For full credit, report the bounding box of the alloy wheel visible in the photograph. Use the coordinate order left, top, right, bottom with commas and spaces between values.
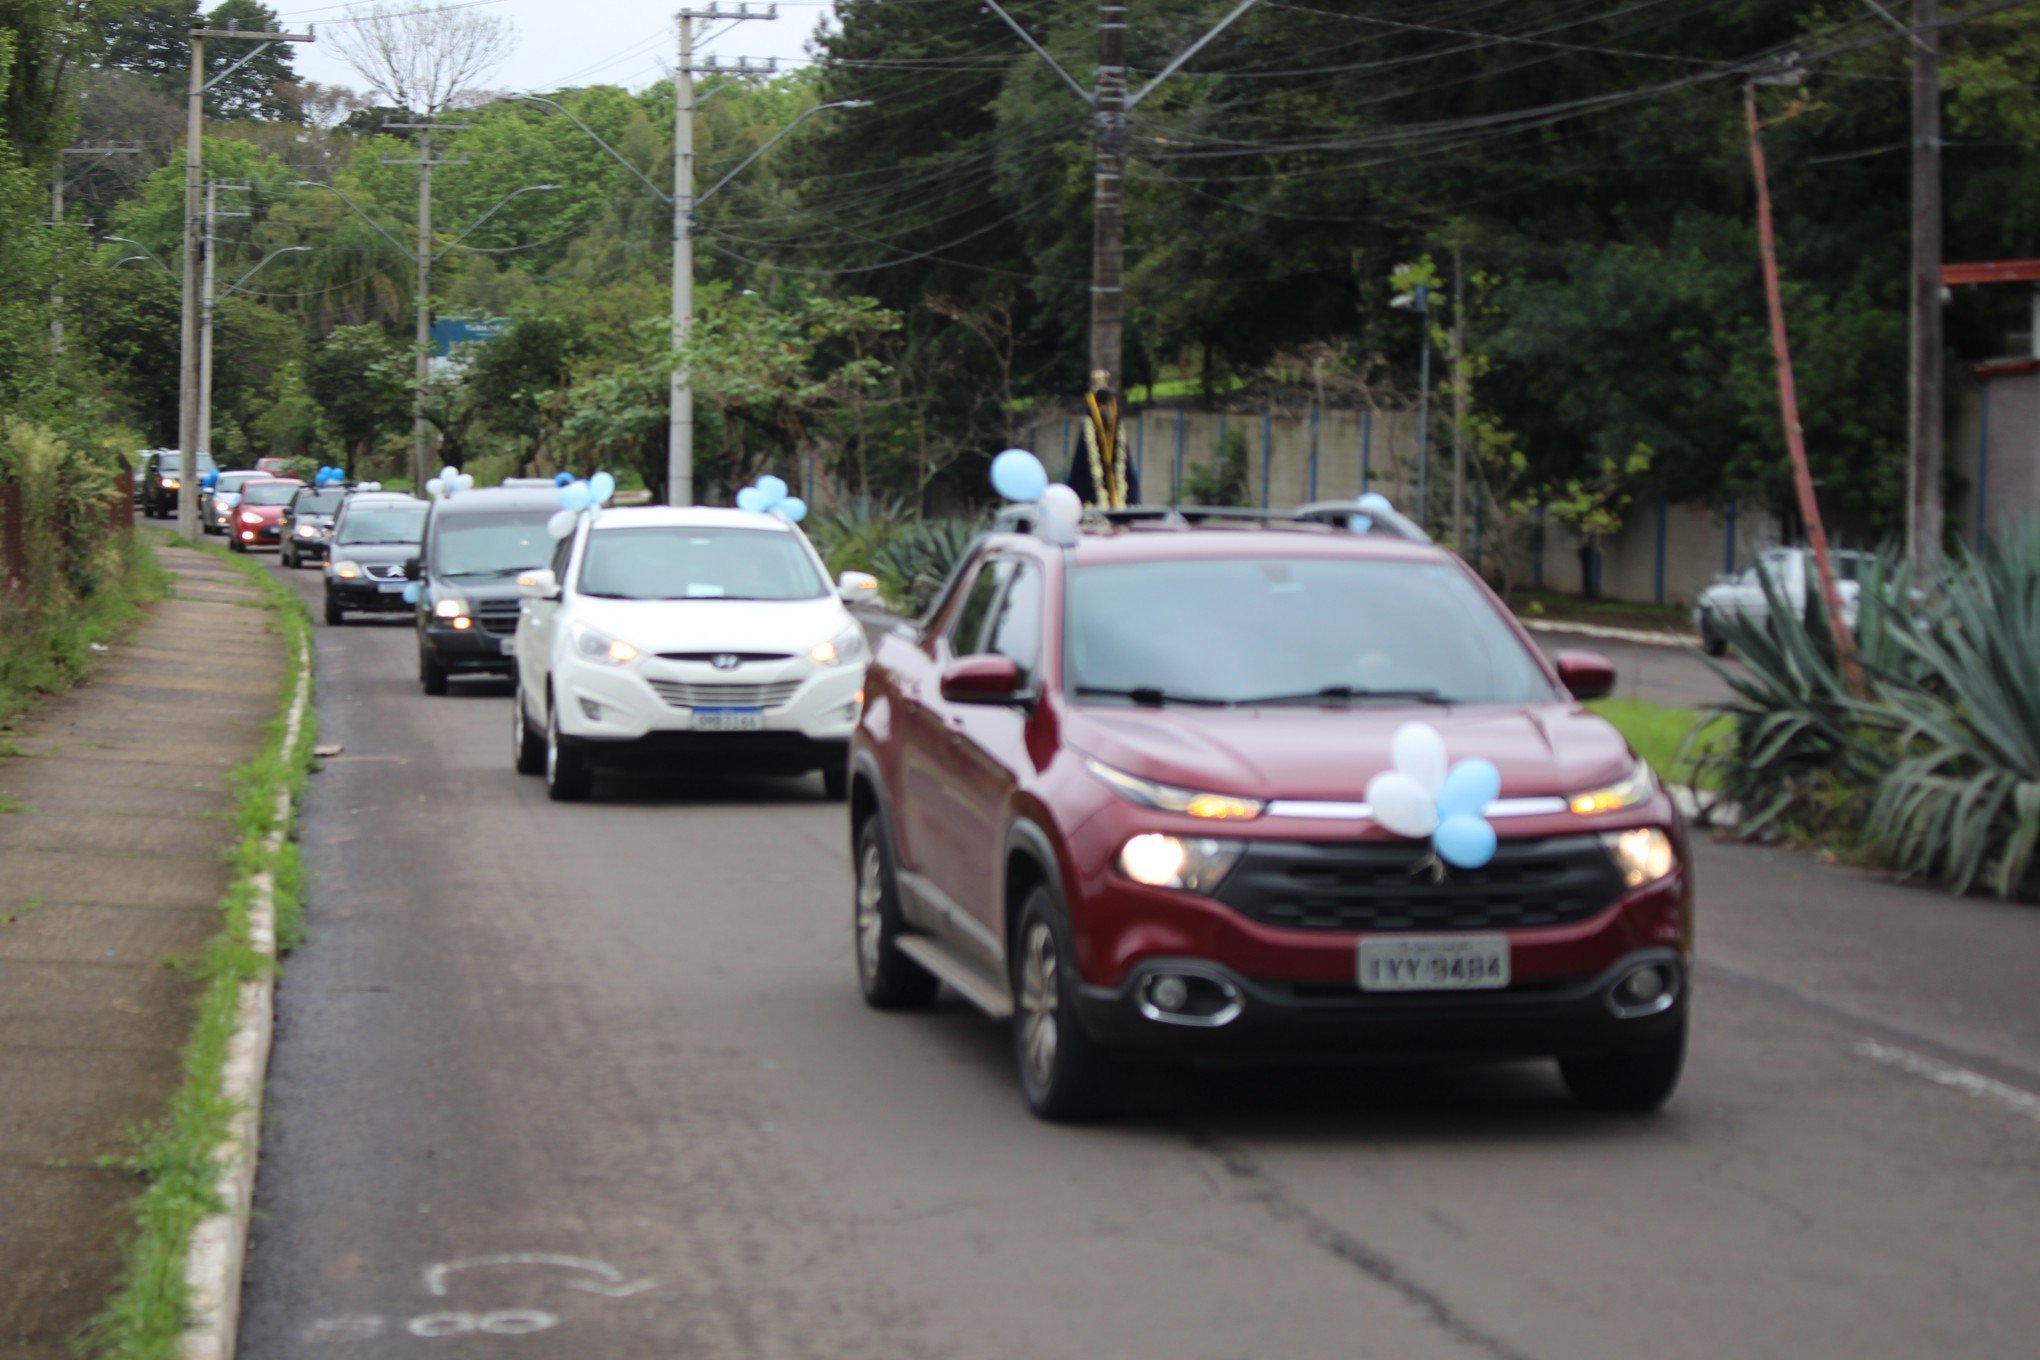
855, 841, 884, 981
1019, 921, 1060, 1091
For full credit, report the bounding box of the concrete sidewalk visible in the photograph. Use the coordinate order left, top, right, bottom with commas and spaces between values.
0, 541, 284, 1359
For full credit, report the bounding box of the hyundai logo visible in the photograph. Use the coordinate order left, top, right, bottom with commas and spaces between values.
711, 654, 741, 671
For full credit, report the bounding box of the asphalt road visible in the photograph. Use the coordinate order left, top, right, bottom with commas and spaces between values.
240, 554, 2038, 1360
1526, 627, 1734, 710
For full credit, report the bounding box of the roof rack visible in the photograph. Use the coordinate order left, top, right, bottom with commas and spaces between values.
992, 500, 1431, 546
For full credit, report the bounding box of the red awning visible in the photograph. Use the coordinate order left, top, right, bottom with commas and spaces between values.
1943, 260, 2040, 286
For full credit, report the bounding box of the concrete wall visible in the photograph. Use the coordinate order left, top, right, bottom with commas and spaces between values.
1020, 404, 1786, 607
1951, 363, 2040, 553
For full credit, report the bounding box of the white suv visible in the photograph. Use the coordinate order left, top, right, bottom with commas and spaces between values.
510, 506, 877, 802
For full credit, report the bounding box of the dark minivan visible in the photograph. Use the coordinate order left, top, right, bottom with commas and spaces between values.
323, 492, 428, 625
411, 484, 560, 693
138, 449, 219, 518
281, 484, 347, 568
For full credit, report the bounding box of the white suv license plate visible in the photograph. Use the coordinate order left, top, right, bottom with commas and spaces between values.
1358, 935, 1510, 992
692, 707, 764, 732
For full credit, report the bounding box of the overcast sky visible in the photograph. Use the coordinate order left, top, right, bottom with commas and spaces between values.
278, 1, 836, 99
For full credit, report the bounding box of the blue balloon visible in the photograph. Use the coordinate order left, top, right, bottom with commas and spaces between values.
1357, 491, 1395, 517
736, 486, 765, 513
401, 582, 420, 605
559, 481, 592, 510
756, 475, 788, 506
991, 448, 1049, 503
554, 471, 573, 486
1436, 758, 1502, 818
1347, 514, 1373, 535
588, 470, 616, 504
779, 496, 807, 523
1434, 812, 1498, 870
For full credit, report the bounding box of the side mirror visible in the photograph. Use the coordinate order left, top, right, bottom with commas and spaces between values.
838, 569, 880, 603
517, 568, 560, 601
403, 557, 422, 579
940, 654, 1022, 704
1555, 649, 1616, 701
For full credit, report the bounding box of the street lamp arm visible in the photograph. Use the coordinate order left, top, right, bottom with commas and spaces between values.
103, 235, 174, 276
517, 95, 672, 205
982, 0, 1093, 107
695, 100, 870, 208
1125, 0, 1266, 109
289, 179, 417, 262
434, 183, 562, 261
226, 245, 312, 294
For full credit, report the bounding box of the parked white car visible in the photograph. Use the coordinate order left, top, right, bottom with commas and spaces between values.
1692, 546, 1875, 655
510, 506, 879, 802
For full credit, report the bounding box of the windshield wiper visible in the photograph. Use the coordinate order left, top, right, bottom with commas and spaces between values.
1235, 685, 1448, 706
1074, 685, 1233, 707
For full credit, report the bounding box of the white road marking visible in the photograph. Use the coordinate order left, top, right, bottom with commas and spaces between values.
422, 1252, 656, 1299
1854, 1040, 2040, 1124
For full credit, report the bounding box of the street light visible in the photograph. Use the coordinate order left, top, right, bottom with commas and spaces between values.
1390, 280, 1431, 528
199, 246, 313, 462
696, 99, 871, 206
105, 235, 174, 275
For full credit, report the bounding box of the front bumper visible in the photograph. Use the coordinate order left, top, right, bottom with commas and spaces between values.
1075, 948, 1686, 1062
552, 652, 865, 764
326, 578, 411, 613
423, 620, 517, 673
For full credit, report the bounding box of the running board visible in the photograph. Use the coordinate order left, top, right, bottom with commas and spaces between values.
897, 935, 1013, 1019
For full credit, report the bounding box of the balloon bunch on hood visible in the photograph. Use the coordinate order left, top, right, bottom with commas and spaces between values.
200, 469, 220, 490
1364, 721, 1503, 870
425, 464, 474, 499
313, 465, 346, 487
547, 470, 616, 539
989, 448, 1082, 544
735, 475, 807, 523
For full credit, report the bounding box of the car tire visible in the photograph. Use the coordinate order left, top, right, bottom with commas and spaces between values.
1699, 615, 1728, 658
544, 696, 593, 802
1559, 1015, 1686, 1113
419, 647, 449, 696
229, 535, 245, 552
324, 595, 344, 626
1013, 888, 1119, 1122
511, 689, 545, 776
853, 813, 939, 1011
822, 761, 849, 801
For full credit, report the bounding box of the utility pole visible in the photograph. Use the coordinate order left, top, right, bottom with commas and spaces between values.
180, 21, 312, 540
52, 142, 140, 352
1907, 0, 1944, 571
198, 180, 253, 466
1451, 247, 1468, 550
1414, 286, 1431, 527
670, 4, 777, 507
983, 0, 1263, 505
383, 121, 469, 490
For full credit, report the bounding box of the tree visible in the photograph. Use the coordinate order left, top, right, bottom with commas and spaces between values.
98, 0, 304, 121
326, 1, 512, 116
304, 323, 408, 471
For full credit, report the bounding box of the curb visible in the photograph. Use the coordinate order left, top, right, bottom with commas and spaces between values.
1522, 618, 1700, 650
178, 618, 311, 1360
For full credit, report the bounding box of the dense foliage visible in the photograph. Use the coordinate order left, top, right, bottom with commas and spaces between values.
4, 1, 2039, 529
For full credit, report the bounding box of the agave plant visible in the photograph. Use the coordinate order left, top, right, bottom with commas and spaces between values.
1866, 534, 2040, 898
872, 517, 982, 616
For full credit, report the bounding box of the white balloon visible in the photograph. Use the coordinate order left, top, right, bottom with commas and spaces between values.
1391, 720, 1449, 797
425, 478, 444, 497
456, 473, 475, 493
547, 508, 577, 539
1040, 483, 1083, 526
439, 464, 458, 484
1366, 771, 1439, 838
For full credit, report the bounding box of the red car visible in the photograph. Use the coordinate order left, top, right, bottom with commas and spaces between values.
848, 505, 1692, 1121
229, 477, 304, 551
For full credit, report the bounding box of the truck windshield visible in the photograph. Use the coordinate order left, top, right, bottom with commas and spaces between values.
336, 506, 427, 545
1065, 557, 1557, 707
433, 512, 555, 579
577, 526, 825, 601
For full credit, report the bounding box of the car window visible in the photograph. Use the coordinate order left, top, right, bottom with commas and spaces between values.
241, 482, 300, 507
292, 489, 343, 514
335, 504, 427, 545
576, 525, 826, 601
984, 561, 1042, 688
431, 512, 556, 579
946, 560, 1007, 655
1065, 557, 1558, 706
550, 527, 575, 582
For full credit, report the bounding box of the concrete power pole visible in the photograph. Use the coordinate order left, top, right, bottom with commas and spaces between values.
670, 4, 776, 508
1907, 0, 1944, 571
1088, 3, 1127, 395
197, 181, 252, 468
180, 22, 312, 540
382, 121, 468, 489
1451, 246, 1468, 551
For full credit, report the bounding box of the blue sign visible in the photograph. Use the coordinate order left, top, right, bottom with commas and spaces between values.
430, 317, 507, 357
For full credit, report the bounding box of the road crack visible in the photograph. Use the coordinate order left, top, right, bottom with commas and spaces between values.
1184, 1130, 1542, 1360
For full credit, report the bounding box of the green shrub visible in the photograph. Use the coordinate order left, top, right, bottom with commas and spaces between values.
871, 517, 980, 616
1179, 426, 1250, 506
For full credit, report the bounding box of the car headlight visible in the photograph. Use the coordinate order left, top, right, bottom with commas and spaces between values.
239, 511, 261, 525
161, 477, 179, 489
570, 619, 639, 665
1569, 763, 1654, 816
331, 559, 362, 580
1117, 834, 1244, 893
296, 524, 319, 537
1602, 827, 1677, 889
1084, 757, 1264, 821
808, 624, 869, 667
432, 597, 469, 620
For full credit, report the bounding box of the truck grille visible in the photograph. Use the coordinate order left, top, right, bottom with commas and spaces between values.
473, 601, 519, 636
1214, 835, 1625, 933
647, 679, 803, 710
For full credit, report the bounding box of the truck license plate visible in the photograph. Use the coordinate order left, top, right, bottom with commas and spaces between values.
1358, 935, 1510, 992
692, 707, 763, 732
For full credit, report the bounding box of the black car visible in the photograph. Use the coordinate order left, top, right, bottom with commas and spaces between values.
138, 449, 218, 518
411, 485, 559, 694
323, 492, 428, 625
281, 485, 347, 568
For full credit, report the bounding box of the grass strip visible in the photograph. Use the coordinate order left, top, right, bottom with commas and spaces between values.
84, 540, 315, 1360
0, 533, 172, 730
1589, 696, 1724, 792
